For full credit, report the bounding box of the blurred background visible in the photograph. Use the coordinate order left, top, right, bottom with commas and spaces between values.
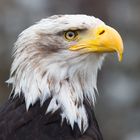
0, 0, 140, 139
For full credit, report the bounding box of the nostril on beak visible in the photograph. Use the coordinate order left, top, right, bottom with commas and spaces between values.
99, 30, 105, 35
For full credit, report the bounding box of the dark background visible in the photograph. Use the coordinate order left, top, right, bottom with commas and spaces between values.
0, 0, 140, 139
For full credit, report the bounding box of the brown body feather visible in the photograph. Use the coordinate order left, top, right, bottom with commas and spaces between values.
0, 97, 103, 140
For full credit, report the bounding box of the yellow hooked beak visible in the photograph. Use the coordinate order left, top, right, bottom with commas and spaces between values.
69, 25, 124, 61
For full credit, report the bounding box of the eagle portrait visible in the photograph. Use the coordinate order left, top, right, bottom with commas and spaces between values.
0, 15, 123, 140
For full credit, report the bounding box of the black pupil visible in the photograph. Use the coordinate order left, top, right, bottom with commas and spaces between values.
68, 32, 74, 38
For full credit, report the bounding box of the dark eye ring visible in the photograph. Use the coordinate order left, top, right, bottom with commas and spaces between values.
64, 30, 78, 41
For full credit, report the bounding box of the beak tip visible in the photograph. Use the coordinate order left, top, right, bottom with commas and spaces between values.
118, 53, 123, 62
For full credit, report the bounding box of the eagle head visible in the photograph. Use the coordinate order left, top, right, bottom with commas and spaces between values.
7, 15, 123, 132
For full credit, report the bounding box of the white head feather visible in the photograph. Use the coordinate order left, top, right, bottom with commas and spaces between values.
7, 15, 105, 132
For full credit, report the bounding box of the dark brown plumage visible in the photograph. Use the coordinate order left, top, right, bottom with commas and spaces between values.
0, 97, 103, 140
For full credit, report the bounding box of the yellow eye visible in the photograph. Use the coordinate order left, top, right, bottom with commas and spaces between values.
64, 30, 78, 41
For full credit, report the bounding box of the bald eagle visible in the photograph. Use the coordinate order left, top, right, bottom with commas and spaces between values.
0, 15, 123, 140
